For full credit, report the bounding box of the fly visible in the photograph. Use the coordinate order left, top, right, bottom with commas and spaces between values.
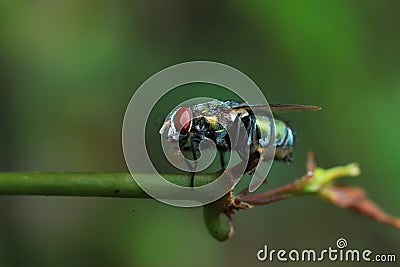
159, 99, 321, 187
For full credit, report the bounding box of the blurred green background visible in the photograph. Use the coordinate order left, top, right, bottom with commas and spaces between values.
0, 0, 399, 266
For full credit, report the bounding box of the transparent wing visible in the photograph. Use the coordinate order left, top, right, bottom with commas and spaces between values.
232, 103, 322, 112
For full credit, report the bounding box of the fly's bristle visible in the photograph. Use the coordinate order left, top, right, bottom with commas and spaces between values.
159, 120, 171, 134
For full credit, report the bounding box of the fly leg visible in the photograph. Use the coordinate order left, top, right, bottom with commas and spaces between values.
219, 151, 226, 170
224, 113, 250, 186
190, 139, 199, 188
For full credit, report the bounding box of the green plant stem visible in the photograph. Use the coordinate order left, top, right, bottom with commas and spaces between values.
0, 172, 218, 199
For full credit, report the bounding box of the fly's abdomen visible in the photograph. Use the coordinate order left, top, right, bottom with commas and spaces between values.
273, 119, 294, 162
256, 116, 294, 162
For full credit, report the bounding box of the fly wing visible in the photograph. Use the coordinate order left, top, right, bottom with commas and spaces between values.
232, 103, 321, 112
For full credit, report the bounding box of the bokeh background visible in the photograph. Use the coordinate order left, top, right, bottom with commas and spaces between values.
1, 1, 399, 266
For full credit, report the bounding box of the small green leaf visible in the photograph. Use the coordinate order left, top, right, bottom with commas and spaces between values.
203, 193, 234, 242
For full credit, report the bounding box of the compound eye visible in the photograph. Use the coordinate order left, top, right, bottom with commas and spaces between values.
174, 106, 192, 133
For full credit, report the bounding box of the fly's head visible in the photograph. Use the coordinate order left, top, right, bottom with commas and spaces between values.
159, 106, 193, 145
160, 102, 232, 154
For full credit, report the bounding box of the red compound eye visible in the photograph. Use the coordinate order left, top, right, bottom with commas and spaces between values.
174, 106, 191, 133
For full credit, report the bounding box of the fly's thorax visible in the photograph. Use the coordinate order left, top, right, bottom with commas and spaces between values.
191, 116, 231, 151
